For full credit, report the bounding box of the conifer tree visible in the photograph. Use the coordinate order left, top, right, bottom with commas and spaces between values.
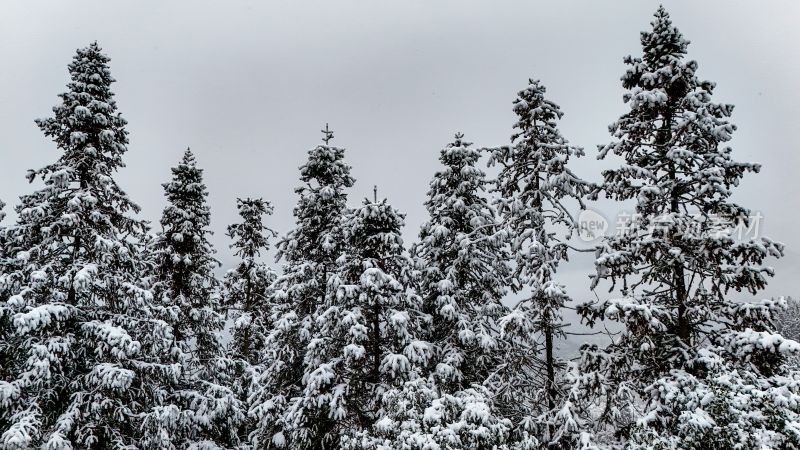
412, 132, 509, 391
0, 43, 164, 449
221, 197, 277, 445
576, 7, 798, 448
293, 196, 430, 449
0, 198, 12, 424
0, 197, 6, 274
250, 126, 355, 449
141, 149, 243, 449
150, 148, 223, 364
341, 378, 517, 450
488, 79, 592, 449
340, 144, 516, 450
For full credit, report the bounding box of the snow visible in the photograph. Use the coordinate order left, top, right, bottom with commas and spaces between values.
1, 10, 798, 450
87, 363, 135, 391
13, 304, 74, 334
0, 411, 39, 450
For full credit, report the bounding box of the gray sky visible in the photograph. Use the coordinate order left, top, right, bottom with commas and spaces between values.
1, 1, 798, 320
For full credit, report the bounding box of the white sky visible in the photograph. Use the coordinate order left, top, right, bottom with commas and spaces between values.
1, 1, 798, 338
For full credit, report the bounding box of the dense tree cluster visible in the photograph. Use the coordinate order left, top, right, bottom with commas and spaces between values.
1, 7, 797, 450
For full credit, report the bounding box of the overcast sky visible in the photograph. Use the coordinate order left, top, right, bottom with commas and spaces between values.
1, 1, 798, 324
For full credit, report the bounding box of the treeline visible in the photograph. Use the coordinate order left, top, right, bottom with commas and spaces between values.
1, 7, 798, 450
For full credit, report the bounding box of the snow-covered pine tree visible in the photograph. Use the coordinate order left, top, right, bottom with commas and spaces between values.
150, 148, 223, 364
576, 7, 798, 448
250, 126, 355, 449
0, 43, 165, 449
340, 150, 515, 450
0, 198, 11, 419
488, 79, 592, 449
0, 197, 6, 274
340, 378, 517, 450
293, 196, 430, 449
221, 197, 277, 445
141, 149, 243, 449
0, 199, 6, 265
411, 132, 510, 393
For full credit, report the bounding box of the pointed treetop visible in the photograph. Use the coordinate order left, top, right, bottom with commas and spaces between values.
641, 5, 689, 62
373, 185, 378, 203
68, 42, 115, 87
182, 147, 197, 165
237, 196, 272, 217
351, 196, 406, 235
438, 132, 477, 169
228, 197, 276, 259
322, 123, 334, 144
34, 40, 132, 183
162, 147, 209, 203
511, 79, 569, 145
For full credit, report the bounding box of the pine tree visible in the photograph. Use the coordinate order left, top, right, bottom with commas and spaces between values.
0, 198, 12, 420
340, 378, 517, 450
412, 132, 509, 391
221, 197, 277, 445
141, 149, 243, 449
250, 126, 355, 449
488, 79, 592, 449
0, 43, 164, 449
576, 7, 798, 448
294, 196, 430, 449
150, 149, 223, 364
0, 197, 6, 276
340, 147, 514, 450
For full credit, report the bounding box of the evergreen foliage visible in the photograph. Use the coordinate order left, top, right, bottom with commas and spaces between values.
141, 149, 243, 450
250, 127, 355, 449
290, 197, 428, 448
222, 197, 278, 446
412, 133, 510, 392
575, 7, 798, 448
150, 149, 223, 364
341, 378, 518, 450
0, 43, 160, 450
1, 10, 798, 449
488, 78, 592, 449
